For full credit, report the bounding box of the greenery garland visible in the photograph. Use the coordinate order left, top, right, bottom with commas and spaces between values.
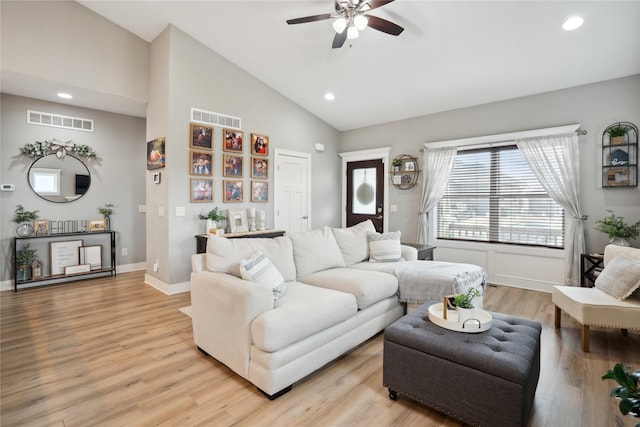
20, 139, 97, 159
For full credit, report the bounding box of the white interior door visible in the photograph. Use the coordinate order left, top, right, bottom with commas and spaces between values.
274, 149, 310, 233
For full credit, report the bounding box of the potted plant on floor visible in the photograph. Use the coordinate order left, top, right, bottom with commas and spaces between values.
12, 205, 39, 237
594, 213, 640, 246
199, 207, 226, 234
15, 244, 38, 282
602, 363, 640, 427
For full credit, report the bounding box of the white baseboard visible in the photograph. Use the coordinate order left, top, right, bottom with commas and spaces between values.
144, 273, 190, 295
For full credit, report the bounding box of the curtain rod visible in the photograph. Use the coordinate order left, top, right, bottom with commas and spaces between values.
419, 126, 587, 152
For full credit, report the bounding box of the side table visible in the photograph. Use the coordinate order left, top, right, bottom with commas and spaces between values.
580, 253, 604, 288
401, 243, 435, 261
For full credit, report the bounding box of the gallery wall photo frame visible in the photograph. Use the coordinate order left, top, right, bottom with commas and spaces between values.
190, 150, 213, 176
251, 181, 268, 202
50, 239, 83, 276
190, 123, 213, 150
190, 178, 214, 202
223, 128, 244, 153
223, 180, 243, 203
251, 157, 268, 179
223, 154, 243, 177
227, 208, 248, 232
147, 137, 166, 170
251, 133, 269, 156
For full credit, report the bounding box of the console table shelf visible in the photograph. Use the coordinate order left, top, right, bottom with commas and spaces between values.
13, 231, 116, 291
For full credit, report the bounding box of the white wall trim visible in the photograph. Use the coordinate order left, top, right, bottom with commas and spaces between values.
424, 124, 581, 149
144, 273, 190, 295
338, 147, 391, 230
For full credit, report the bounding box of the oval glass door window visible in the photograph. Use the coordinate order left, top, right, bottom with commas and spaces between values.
352, 167, 376, 214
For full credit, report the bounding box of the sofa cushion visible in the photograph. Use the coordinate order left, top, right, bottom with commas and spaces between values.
206, 235, 296, 281
368, 231, 402, 262
251, 282, 357, 352
332, 220, 377, 266
595, 256, 640, 300
300, 268, 398, 309
288, 227, 345, 278
240, 251, 287, 300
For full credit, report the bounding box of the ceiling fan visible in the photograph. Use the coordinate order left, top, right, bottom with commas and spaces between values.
286, 0, 404, 49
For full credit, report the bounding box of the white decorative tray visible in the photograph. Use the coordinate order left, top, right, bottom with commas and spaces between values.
428, 303, 492, 333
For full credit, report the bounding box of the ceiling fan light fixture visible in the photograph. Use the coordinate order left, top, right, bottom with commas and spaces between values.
333, 17, 347, 33
347, 25, 359, 39
354, 14, 368, 31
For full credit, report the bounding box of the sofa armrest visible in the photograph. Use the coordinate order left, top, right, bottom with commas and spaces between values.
190, 271, 274, 379
192, 253, 206, 273
604, 244, 640, 266
401, 245, 418, 261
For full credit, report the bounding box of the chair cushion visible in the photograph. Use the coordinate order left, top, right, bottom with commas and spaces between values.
300, 267, 399, 309
595, 256, 640, 300
368, 231, 402, 263
332, 220, 376, 266
288, 227, 346, 278
552, 285, 640, 329
240, 250, 286, 300
251, 282, 357, 352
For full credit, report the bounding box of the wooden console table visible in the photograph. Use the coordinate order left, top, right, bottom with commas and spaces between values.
195, 230, 286, 254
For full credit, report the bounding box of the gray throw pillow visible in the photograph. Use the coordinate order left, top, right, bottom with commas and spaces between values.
595, 255, 640, 300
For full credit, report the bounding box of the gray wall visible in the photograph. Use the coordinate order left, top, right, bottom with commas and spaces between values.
0, 94, 147, 283
145, 26, 341, 290
340, 75, 640, 253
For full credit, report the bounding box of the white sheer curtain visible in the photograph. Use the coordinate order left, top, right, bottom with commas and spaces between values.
417, 146, 457, 245
516, 132, 585, 286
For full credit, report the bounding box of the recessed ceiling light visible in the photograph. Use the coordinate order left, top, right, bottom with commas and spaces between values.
57, 92, 73, 99
563, 16, 584, 31
324, 93, 335, 101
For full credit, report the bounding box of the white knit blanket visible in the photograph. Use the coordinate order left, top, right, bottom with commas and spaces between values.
351, 260, 487, 305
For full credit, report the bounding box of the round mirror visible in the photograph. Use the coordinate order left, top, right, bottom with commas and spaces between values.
28, 154, 91, 203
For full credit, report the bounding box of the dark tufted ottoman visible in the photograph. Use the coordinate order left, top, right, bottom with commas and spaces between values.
383, 301, 541, 427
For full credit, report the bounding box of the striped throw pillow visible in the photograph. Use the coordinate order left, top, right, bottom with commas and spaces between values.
240, 251, 286, 300
367, 231, 402, 263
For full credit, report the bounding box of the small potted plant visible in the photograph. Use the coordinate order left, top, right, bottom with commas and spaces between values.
12, 204, 39, 237
452, 287, 482, 323
606, 124, 631, 146
602, 363, 640, 426
98, 203, 114, 230
15, 244, 38, 282
391, 158, 402, 172
199, 207, 226, 234
594, 213, 640, 246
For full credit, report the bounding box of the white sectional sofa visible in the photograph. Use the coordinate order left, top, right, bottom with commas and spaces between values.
190, 220, 485, 398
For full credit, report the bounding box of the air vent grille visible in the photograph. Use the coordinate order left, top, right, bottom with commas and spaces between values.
27, 110, 94, 132
191, 108, 241, 130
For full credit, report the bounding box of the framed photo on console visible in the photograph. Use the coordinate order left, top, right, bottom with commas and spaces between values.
227, 208, 248, 233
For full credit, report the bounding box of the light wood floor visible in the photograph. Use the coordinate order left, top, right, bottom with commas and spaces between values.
2, 271, 639, 427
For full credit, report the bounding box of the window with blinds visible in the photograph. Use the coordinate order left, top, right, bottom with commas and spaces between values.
437, 145, 564, 248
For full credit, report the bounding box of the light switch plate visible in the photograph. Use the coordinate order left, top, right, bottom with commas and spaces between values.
176, 207, 186, 217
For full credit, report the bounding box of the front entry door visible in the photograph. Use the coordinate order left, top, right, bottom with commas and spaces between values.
346, 159, 384, 232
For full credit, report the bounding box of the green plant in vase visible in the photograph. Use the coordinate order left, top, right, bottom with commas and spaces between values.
391, 158, 402, 172
452, 287, 482, 309
15, 244, 38, 282
12, 205, 39, 237
199, 207, 226, 234
98, 204, 114, 230
594, 213, 640, 246
602, 363, 640, 426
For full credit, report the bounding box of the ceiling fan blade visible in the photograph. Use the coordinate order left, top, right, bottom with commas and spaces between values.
286, 13, 332, 25
365, 14, 404, 36
332, 31, 348, 49
359, 0, 395, 11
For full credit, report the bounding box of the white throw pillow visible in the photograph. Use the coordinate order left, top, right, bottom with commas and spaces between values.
332, 220, 377, 266
240, 251, 286, 300
288, 227, 346, 277
595, 255, 640, 300
368, 231, 402, 263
